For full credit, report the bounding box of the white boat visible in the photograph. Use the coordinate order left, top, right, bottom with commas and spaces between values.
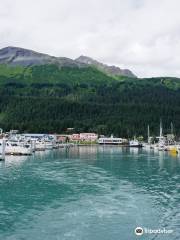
5, 141, 32, 155
35, 140, 46, 151
44, 141, 54, 150
98, 135, 127, 145
0, 139, 6, 160
129, 139, 142, 148
30, 140, 36, 152
158, 143, 165, 151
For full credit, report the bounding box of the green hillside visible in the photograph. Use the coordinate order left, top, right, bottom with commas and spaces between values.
0, 64, 179, 138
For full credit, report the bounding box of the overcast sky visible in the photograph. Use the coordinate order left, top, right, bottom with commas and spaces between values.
0, 0, 180, 77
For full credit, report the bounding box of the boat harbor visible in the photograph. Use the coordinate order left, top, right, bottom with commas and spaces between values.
0, 131, 75, 160
1, 121, 180, 161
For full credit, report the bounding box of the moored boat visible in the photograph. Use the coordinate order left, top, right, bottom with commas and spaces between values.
129, 139, 143, 148
35, 140, 46, 151
44, 141, 54, 150
5, 141, 32, 155
98, 135, 127, 145
0, 139, 6, 160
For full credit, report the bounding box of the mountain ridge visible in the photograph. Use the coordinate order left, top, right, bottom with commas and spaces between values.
0, 46, 136, 78
0, 46, 86, 68
76, 55, 136, 78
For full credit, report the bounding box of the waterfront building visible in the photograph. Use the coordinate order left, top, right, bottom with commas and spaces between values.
79, 133, 98, 141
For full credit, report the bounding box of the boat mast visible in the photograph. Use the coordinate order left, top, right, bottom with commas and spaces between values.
171, 122, 173, 135
147, 125, 150, 144
160, 119, 163, 138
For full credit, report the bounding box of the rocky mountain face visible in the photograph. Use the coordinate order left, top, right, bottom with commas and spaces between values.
0, 46, 136, 77
75, 55, 136, 78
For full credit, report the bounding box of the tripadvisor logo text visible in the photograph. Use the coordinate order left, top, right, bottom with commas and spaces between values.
135, 227, 173, 236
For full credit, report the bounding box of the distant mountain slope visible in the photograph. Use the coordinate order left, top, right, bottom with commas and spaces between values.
0, 46, 136, 77
0, 46, 85, 68
76, 55, 136, 78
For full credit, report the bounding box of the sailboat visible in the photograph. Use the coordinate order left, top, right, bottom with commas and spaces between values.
157, 120, 165, 151
165, 122, 179, 153
152, 120, 165, 151
143, 125, 153, 149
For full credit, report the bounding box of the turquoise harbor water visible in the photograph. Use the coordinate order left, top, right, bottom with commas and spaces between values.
0, 146, 180, 240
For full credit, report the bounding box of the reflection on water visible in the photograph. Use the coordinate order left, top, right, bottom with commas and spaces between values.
0, 146, 179, 240
4, 155, 29, 167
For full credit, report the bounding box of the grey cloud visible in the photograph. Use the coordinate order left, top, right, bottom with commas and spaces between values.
0, 0, 179, 77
